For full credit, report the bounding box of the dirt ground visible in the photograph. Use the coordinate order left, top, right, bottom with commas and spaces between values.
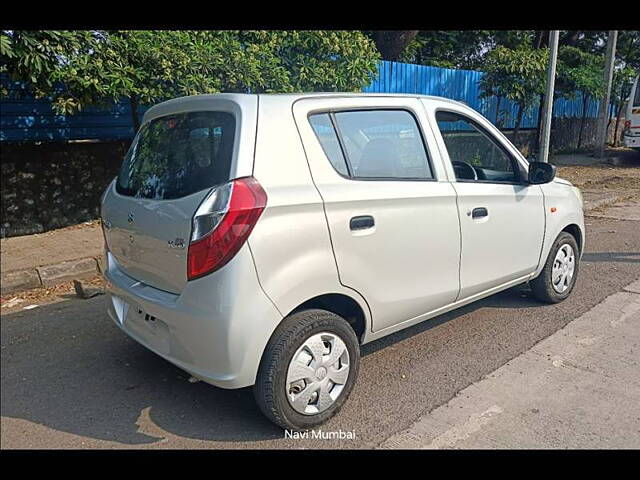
557, 165, 640, 193
553, 148, 640, 194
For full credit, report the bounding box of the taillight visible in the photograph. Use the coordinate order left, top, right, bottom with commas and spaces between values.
187, 176, 267, 280
624, 120, 631, 132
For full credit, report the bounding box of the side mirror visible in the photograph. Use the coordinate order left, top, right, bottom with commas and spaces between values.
528, 162, 556, 184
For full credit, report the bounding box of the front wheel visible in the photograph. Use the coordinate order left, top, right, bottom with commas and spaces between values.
254, 309, 360, 431
530, 231, 580, 303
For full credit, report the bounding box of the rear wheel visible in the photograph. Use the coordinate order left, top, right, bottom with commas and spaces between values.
530, 231, 580, 303
254, 309, 360, 430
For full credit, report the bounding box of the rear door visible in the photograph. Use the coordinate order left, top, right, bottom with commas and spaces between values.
102, 99, 255, 294
424, 100, 545, 299
293, 97, 461, 333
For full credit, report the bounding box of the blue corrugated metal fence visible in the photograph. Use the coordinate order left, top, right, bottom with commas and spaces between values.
0, 78, 150, 143
365, 61, 610, 129
1, 61, 613, 143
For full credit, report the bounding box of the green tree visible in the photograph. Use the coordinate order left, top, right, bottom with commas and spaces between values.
398, 31, 543, 70
556, 46, 605, 150
366, 31, 418, 61
479, 45, 548, 144
399, 31, 492, 69
609, 65, 637, 145
616, 30, 640, 71
0, 30, 99, 97
2, 30, 380, 132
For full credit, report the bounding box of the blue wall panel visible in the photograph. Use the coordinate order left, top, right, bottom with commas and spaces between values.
364, 61, 614, 130
1, 61, 614, 143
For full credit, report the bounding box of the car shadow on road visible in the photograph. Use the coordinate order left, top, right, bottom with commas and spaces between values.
361, 284, 544, 357
1, 296, 283, 446
1, 283, 549, 447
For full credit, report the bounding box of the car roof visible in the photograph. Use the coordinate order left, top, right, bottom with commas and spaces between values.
263, 92, 468, 106
142, 92, 469, 124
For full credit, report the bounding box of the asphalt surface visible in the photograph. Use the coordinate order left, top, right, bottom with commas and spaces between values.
2, 215, 639, 449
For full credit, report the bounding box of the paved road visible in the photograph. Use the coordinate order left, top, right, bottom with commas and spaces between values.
381, 281, 640, 449
2, 215, 639, 449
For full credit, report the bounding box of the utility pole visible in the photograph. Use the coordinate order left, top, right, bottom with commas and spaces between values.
539, 30, 560, 163
594, 30, 618, 159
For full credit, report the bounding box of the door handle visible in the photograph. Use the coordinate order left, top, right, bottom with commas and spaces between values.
471, 207, 488, 219
350, 215, 375, 231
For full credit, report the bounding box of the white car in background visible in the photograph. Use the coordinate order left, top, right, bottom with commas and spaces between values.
623, 75, 640, 151
101, 93, 585, 430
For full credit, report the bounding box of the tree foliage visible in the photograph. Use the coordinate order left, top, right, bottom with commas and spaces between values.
366, 31, 418, 62
479, 45, 548, 142
3, 29, 639, 147
556, 46, 605, 101
399, 31, 492, 69
2, 30, 380, 130
398, 31, 544, 70
555, 46, 605, 150
0, 30, 99, 97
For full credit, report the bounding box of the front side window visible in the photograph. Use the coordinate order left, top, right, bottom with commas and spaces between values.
116, 111, 236, 200
435, 111, 519, 184
308, 109, 434, 180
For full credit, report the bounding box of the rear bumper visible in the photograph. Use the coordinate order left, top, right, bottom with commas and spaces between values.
623, 134, 640, 148
104, 245, 282, 389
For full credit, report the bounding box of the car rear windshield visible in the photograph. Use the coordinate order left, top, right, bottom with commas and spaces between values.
116, 111, 236, 200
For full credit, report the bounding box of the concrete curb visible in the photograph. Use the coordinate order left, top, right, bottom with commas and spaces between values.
1, 256, 103, 296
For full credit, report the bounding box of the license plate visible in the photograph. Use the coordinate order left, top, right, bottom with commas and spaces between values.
125, 303, 170, 354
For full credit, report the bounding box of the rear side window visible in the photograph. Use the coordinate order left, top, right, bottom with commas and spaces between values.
308, 114, 349, 176
116, 111, 236, 200
308, 109, 434, 180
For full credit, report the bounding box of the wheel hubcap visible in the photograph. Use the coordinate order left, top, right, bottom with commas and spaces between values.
552, 244, 575, 294
286, 332, 350, 415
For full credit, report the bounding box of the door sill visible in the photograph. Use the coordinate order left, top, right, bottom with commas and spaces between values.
364, 273, 532, 344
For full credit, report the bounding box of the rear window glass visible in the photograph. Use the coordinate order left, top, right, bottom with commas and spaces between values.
634, 81, 640, 107
116, 111, 236, 200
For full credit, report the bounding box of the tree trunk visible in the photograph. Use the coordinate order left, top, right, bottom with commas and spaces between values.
614, 99, 624, 147
577, 94, 589, 150
606, 98, 615, 144
495, 96, 503, 128
372, 31, 419, 61
534, 31, 543, 49
512, 103, 524, 146
130, 95, 141, 133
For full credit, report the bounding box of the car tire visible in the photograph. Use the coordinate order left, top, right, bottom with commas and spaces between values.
530, 231, 580, 304
254, 309, 360, 431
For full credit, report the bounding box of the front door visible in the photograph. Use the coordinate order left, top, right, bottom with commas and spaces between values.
429, 106, 545, 299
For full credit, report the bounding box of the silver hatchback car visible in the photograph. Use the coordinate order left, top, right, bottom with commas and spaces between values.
101, 93, 585, 430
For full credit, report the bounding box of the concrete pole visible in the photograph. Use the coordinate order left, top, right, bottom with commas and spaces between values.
539, 30, 560, 163
594, 30, 618, 159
